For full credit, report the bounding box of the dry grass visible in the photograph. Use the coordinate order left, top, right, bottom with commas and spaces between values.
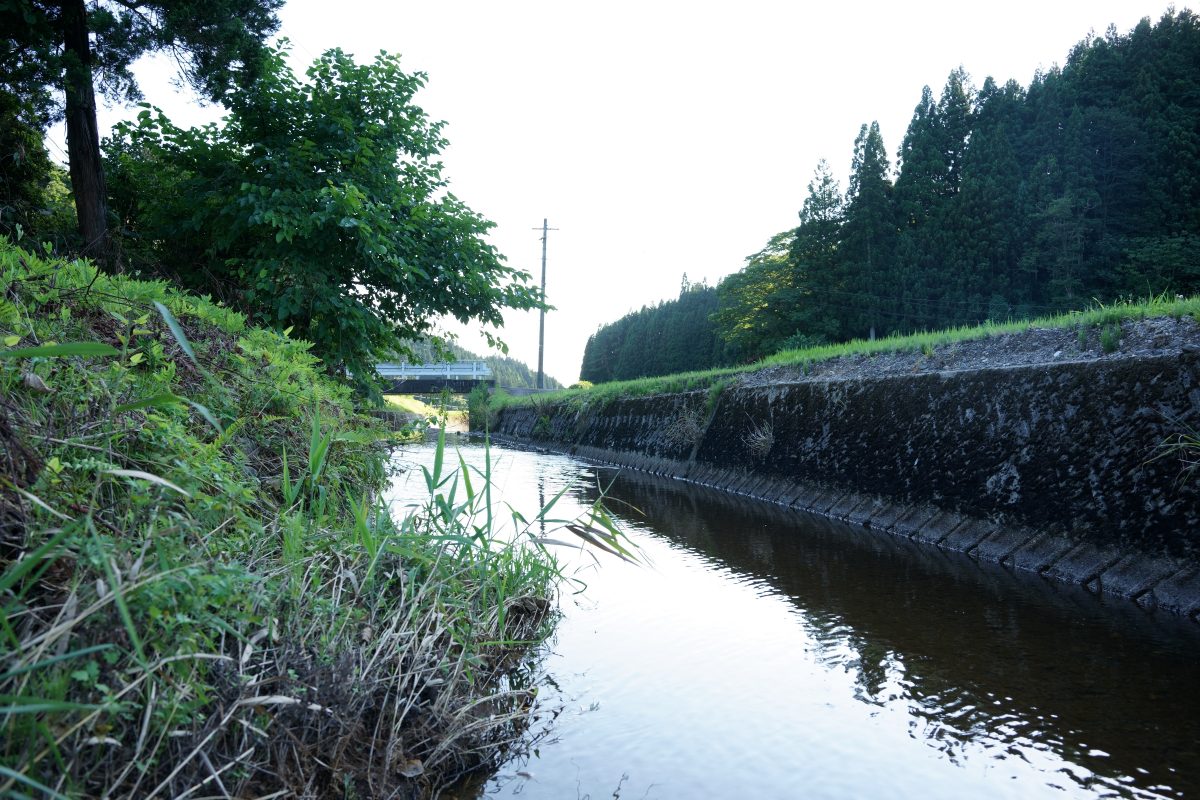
742, 419, 774, 461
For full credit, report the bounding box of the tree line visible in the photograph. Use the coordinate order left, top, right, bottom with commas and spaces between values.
582, 8, 1200, 379
579, 276, 733, 383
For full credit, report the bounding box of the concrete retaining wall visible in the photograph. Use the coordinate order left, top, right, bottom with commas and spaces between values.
493, 353, 1200, 620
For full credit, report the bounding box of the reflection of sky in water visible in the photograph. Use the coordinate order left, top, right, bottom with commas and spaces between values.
387, 440, 1200, 800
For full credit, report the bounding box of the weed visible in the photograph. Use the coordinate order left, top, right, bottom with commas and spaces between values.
0, 241, 626, 798
742, 418, 774, 461
662, 405, 706, 449
1100, 323, 1122, 353
1150, 416, 1200, 487
1078, 326, 1089, 348
705, 378, 730, 417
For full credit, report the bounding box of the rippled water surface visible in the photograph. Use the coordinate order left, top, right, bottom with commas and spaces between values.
387, 439, 1200, 799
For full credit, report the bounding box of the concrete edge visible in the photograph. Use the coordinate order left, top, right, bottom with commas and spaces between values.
490, 433, 1200, 623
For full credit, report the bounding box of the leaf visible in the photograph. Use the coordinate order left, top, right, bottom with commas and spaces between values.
105, 468, 191, 497
3, 335, 19, 346
0, 696, 100, 714
533, 537, 578, 548
14, 487, 72, 521
152, 300, 199, 369
185, 399, 224, 434
563, 523, 635, 563
112, 393, 222, 434
129, 352, 145, 365
22, 372, 52, 393
0, 342, 119, 360
0, 764, 72, 800
0, 644, 113, 682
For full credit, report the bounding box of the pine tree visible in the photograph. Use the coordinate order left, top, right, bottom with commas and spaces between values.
789, 159, 843, 341
840, 122, 896, 338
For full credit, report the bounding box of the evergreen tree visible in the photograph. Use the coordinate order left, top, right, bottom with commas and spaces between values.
840, 121, 896, 338
789, 160, 843, 342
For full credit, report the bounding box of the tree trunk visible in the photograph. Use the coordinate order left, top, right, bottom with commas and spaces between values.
61, 0, 110, 263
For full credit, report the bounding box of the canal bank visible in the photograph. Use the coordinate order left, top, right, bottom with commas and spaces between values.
492, 319, 1200, 620
389, 439, 1200, 799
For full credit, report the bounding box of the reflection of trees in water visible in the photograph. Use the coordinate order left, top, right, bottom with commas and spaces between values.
574, 468, 1200, 798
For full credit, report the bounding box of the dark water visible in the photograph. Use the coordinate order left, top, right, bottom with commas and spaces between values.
387, 439, 1200, 799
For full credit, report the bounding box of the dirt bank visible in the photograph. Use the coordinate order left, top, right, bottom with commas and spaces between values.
737, 315, 1200, 387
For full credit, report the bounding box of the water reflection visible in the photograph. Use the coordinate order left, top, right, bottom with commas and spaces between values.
578, 469, 1200, 799
389, 441, 1200, 799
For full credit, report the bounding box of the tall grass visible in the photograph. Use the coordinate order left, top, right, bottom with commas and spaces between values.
0, 241, 621, 797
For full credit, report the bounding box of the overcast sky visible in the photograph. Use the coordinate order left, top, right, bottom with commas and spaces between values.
71, 0, 1179, 385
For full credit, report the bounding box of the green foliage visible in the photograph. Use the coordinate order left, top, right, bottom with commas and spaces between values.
1152, 419, 1200, 487
106, 45, 543, 395
0, 0, 283, 121
467, 384, 491, 431
1100, 322, 1122, 353
1, 0, 284, 259
0, 91, 50, 236
0, 242, 592, 796
696, 11, 1200, 367
580, 279, 732, 383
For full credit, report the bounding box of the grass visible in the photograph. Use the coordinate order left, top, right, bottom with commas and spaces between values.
0, 240, 623, 797
493, 293, 1200, 412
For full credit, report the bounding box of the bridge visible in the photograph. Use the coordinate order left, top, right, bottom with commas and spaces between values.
375, 361, 496, 394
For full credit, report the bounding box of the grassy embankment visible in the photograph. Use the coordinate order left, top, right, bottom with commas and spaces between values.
0, 240, 600, 797
493, 294, 1200, 414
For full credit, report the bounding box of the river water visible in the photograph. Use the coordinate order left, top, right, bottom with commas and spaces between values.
386, 438, 1200, 800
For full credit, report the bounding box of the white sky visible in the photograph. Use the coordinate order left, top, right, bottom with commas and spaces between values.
64, 0, 1178, 385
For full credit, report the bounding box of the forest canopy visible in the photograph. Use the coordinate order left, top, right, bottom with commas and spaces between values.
581, 9, 1200, 378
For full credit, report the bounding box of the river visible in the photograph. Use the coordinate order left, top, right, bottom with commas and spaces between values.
387, 437, 1200, 799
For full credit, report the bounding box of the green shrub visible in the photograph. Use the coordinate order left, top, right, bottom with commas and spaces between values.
467, 384, 491, 431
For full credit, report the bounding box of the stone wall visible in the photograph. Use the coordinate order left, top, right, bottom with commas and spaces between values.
493, 353, 1200, 619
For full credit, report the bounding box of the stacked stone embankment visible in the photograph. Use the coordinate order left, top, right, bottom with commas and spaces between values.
494, 335, 1200, 620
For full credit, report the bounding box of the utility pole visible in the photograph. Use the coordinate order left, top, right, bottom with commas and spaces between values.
533, 218, 557, 389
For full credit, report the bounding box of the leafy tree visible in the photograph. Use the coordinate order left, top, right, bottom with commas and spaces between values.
712, 231, 798, 360
106, 46, 543, 393
0, 0, 283, 260
708, 11, 1200, 368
